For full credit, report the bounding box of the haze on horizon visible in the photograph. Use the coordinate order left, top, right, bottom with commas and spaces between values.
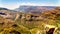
0, 0, 60, 10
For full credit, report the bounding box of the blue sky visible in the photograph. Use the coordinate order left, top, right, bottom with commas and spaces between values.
0, 0, 60, 9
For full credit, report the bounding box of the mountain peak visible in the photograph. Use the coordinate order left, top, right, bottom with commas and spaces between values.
15, 5, 56, 13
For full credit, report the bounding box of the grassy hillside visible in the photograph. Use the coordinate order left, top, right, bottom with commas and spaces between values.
0, 7, 60, 34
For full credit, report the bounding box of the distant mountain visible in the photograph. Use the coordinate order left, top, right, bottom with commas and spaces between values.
15, 5, 56, 14
0, 7, 8, 10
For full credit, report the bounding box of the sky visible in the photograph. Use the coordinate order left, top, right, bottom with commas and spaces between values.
0, 0, 60, 10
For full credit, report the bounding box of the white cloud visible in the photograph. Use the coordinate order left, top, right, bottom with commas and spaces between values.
1, 4, 19, 10
19, 2, 60, 6
0, 0, 20, 10
0, 2, 60, 10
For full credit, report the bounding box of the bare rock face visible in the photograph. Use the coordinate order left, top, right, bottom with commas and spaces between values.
46, 28, 55, 34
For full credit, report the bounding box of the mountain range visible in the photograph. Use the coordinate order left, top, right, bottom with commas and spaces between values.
0, 7, 9, 10
0, 5, 56, 13
15, 5, 56, 13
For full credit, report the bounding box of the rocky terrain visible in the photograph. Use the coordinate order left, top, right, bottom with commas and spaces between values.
0, 6, 60, 34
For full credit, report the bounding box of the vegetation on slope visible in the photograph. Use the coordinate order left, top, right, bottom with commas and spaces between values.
0, 7, 60, 34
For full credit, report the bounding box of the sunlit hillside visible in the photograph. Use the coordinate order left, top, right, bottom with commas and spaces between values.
0, 7, 60, 34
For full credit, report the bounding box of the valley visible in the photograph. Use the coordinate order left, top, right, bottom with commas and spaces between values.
0, 6, 60, 34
